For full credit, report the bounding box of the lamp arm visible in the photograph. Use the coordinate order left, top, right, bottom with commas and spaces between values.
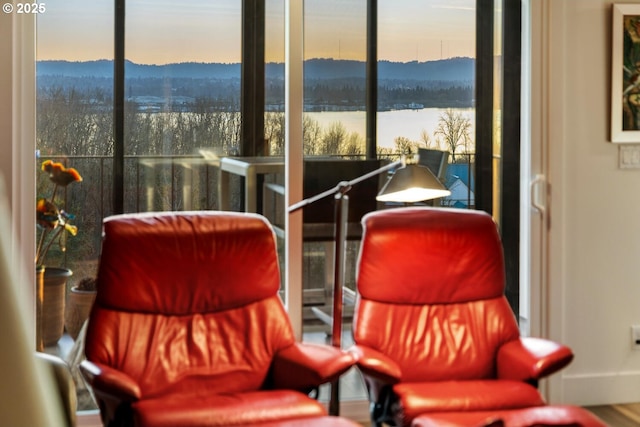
287, 158, 404, 213
343, 158, 403, 188
287, 182, 346, 213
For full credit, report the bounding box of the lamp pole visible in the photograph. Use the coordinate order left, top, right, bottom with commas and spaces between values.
329, 187, 348, 415
288, 158, 403, 416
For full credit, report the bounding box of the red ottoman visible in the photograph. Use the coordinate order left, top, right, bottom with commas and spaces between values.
235, 416, 362, 426
411, 405, 607, 427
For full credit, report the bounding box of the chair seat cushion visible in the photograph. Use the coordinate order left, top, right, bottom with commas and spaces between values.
393, 380, 546, 425
235, 416, 362, 426
411, 405, 608, 427
133, 390, 327, 427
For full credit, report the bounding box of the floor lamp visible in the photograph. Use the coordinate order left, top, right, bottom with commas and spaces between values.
287, 154, 451, 415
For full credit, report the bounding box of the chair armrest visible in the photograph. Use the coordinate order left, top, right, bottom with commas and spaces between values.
348, 344, 402, 384
270, 342, 355, 392
79, 360, 141, 402
497, 337, 574, 381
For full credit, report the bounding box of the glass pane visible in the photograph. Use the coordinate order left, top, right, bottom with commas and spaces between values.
301, 0, 368, 403
35, 0, 114, 412
304, 0, 367, 158
266, 0, 285, 156
124, 1, 241, 213
379, 0, 476, 209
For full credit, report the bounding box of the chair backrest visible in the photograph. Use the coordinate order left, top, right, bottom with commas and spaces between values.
85, 211, 295, 397
353, 207, 520, 381
417, 148, 449, 181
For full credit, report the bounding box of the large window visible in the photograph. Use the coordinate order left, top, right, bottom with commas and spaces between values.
123, 1, 241, 213
36, 0, 114, 293
35, 0, 517, 415
378, 0, 476, 207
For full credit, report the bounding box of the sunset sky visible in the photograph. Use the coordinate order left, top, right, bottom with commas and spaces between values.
36, 0, 475, 64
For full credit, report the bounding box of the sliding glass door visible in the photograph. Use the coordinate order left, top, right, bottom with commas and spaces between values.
34, 0, 519, 415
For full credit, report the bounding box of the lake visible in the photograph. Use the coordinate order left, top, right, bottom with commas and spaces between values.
306, 107, 475, 150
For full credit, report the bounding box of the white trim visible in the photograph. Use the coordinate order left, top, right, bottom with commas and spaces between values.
529, 0, 566, 402
0, 0, 37, 350
562, 371, 640, 406
285, 0, 304, 340
520, 0, 532, 337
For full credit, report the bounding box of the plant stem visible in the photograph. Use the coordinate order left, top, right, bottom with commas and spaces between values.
35, 228, 49, 265
37, 226, 64, 267
50, 184, 59, 203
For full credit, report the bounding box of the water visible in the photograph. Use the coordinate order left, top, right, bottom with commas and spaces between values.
306, 107, 475, 150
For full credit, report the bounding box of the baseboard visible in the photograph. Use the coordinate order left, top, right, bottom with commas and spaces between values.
562, 371, 640, 406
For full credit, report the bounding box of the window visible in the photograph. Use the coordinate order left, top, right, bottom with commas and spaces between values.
34, 0, 517, 415
123, 1, 241, 213
36, 0, 114, 301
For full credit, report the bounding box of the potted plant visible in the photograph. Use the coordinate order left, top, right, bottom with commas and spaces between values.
36, 159, 82, 349
64, 276, 97, 340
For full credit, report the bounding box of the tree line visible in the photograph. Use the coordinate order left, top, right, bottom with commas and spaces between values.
36, 86, 473, 277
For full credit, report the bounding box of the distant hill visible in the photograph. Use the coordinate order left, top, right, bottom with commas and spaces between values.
37, 57, 474, 83
36, 60, 241, 80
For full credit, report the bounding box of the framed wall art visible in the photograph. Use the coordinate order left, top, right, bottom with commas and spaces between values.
611, 4, 640, 143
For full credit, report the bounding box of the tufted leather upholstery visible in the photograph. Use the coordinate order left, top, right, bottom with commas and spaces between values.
81, 211, 355, 427
350, 207, 574, 427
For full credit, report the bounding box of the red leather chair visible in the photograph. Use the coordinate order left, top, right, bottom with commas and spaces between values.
80, 211, 356, 427
349, 207, 574, 427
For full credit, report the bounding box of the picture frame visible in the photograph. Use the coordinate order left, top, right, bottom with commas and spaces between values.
611, 4, 640, 143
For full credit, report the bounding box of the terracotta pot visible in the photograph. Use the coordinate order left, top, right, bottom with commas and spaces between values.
36, 267, 72, 348
64, 287, 96, 340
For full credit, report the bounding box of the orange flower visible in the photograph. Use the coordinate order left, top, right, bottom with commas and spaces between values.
41, 160, 83, 186
36, 159, 83, 266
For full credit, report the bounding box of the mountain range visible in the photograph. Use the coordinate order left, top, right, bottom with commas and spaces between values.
36, 57, 474, 83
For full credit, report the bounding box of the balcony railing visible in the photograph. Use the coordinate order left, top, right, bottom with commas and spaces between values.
37, 152, 476, 282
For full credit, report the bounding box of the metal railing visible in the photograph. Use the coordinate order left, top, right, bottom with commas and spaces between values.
37, 152, 476, 279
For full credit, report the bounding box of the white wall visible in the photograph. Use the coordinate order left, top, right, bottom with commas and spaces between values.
1, 4, 37, 343
0, 10, 13, 192
0, 6, 66, 425
532, 0, 640, 405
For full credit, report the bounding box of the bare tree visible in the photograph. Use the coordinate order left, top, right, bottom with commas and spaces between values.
392, 136, 426, 155
434, 108, 472, 162
419, 129, 440, 149
265, 112, 285, 155
319, 121, 347, 155
303, 115, 323, 155
340, 132, 365, 156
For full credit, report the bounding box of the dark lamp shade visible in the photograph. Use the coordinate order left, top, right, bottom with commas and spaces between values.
376, 164, 451, 203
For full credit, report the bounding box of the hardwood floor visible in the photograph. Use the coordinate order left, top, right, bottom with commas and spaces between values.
584, 403, 640, 427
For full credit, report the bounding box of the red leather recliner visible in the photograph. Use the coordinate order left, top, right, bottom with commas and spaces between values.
80, 211, 357, 427
349, 207, 574, 427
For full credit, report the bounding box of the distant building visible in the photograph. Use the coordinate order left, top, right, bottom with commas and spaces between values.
444, 163, 475, 208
